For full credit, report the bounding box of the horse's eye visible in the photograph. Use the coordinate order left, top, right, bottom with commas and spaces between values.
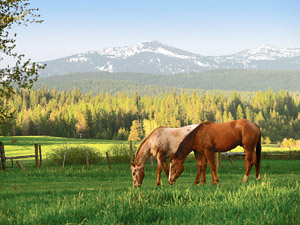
132, 172, 136, 176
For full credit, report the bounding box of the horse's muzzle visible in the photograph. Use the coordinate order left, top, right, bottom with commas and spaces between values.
168, 179, 175, 185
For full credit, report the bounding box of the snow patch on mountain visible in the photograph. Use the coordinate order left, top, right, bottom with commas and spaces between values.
95, 62, 114, 72
233, 44, 300, 61
96, 40, 195, 60
67, 56, 89, 63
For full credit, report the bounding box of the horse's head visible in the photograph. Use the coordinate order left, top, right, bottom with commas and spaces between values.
168, 154, 184, 185
130, 162, 145, 187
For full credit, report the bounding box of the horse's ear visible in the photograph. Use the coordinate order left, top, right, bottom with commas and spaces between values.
170, 154, 175, 159
130, 162, 135, 167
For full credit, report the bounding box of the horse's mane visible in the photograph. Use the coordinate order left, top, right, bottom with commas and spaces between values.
135, 126, 167, 159
174, 122, 212, 158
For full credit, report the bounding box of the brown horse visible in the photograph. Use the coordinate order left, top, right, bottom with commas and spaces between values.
130, 125, 203, 187
168, 119, 261, 185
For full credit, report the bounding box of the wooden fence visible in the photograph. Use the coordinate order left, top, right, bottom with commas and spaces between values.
0, 142, 42, 170
216, 151, 300, 169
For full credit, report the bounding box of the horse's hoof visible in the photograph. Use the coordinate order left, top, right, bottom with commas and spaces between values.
242, 175, 249, 182
155, 183, 160, 187
200, 182, 206, 186
256, 174, 261, 181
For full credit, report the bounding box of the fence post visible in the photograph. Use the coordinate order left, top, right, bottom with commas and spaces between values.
214, 153, 220, 170
62, 152, 67, 168
86, 154, 89, 168
39, 144, 42, 168
16, 161, 24, 169
130, 141, 133, 163
150, 156, 153, 168
228, 156, 234, 166
106, 152, 111, 169
34, 144, 39, 169
0, 142, 6, 170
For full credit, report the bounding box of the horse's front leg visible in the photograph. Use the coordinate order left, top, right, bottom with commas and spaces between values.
156, 154, 169, 186
200, 153, 207, 185
161, 159, 169, 178
155, 162, 162, 186
193, 150, 202, 185
205, 149, 219, 184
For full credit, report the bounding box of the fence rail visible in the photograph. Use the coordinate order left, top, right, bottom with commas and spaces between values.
0, 142, 42, 170
6, 155, 37, 160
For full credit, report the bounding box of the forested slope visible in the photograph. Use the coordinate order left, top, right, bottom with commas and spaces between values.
34, 69, 300, 95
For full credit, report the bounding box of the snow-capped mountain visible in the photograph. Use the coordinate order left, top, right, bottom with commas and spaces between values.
39, 41, 300, 77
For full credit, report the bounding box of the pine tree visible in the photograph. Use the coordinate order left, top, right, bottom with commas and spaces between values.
128, 120, 143, 141
236, 104, 244, 119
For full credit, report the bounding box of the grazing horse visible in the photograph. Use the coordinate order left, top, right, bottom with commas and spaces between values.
130, 125, 202, 187
168, 119, 261, 185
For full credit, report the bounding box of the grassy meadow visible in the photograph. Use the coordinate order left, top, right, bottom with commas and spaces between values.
0, 136, 300, 224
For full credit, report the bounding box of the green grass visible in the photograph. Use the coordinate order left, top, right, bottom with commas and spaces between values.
0, 136, 300, 224
0, 159, 299, 224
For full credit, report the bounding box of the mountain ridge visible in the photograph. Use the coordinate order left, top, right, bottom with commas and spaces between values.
39, 41, 300, 77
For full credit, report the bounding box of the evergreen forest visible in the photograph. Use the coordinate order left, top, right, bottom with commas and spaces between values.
34, 70, 300, 95
2, 87, 300, 143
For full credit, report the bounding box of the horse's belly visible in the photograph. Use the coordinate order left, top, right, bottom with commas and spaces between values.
214, 143, 239, 152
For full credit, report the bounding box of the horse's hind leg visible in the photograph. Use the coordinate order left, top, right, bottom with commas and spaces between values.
252, 148, 261, 181
243, 147, 254, 182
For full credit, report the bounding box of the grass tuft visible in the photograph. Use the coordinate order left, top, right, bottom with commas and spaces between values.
47, 145, 102, 165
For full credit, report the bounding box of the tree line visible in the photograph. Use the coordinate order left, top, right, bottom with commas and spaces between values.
1, 87, 300, 143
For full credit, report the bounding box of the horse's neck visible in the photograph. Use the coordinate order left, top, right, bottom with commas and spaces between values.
135, 143, 151, 167
177, 146, 193, 161
176, 129, 199, 160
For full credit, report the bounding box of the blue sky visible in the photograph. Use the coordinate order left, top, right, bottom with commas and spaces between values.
9, 0, 300, 62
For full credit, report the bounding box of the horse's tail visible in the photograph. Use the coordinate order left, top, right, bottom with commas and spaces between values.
255, 133, 262, 180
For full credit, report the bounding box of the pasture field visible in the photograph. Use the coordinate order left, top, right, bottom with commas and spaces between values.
0, 158, 299, 224
0, 136, 300, 224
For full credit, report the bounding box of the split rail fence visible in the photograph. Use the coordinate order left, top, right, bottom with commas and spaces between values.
0, 142, 42, 170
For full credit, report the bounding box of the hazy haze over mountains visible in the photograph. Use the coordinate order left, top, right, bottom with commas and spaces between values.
39, 41, 300, 77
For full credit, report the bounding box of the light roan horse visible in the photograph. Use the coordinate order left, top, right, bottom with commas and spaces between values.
168, 119, 261, 185
130, 125, 202, 187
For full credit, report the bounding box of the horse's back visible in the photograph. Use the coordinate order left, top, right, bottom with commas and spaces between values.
202, 119, 260, 151
150, 125, 198, 157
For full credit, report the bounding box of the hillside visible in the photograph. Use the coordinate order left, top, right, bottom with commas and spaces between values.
34, 69, 300, 95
